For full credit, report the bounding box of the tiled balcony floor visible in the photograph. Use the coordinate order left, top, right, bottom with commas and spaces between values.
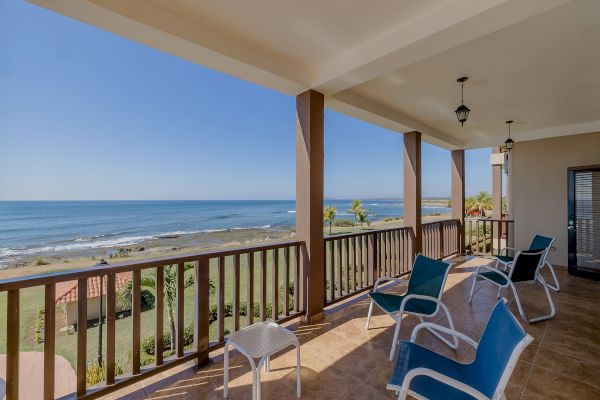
107, 257, 600, 400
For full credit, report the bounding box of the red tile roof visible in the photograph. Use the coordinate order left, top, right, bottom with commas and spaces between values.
55, 272, 132, 304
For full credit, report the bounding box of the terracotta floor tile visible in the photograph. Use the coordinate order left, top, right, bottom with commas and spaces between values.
98, 260, 600, 400
522, 366, 600, 400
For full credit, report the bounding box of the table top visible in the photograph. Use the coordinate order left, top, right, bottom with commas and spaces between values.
226, 321, 298, 359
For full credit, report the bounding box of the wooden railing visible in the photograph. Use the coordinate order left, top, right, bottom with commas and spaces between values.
0, 240, 305, 400
324, 227, 415, 305
465, 218, 514, 256
422, 219, 462, 260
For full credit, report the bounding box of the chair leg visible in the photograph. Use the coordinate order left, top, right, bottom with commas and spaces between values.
528, 277, 556, 323
365, 299, 374, 330
468, 273, 478, 304
543, 262, 560, 292
389, 317, 402, 361
509, 280, 555, 323
424, 303, 459, 350
497, 286, 503, 299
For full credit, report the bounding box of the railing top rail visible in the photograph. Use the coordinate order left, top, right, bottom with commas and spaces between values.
464, 217, 514, 223
422, 219, 460, 227
0, 239, 304, 292
324, 226, 412, 241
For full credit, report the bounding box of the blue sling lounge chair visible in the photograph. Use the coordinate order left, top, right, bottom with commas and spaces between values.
493, 235, 559, 291
470, 248, 556, 323
387, 299, 533, 400
366, 254, 458, 360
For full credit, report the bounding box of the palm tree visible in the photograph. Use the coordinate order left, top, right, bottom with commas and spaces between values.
465, 191, 493, 215
356, 211, 370, 229
347, 200, 365, 225
118, 262, 215, 350
323, 205, 337, 234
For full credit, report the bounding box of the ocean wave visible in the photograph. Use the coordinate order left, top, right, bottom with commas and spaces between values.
287, 210, 296, 213
0, 225, 278, 260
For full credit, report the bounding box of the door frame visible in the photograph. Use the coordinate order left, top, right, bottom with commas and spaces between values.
567, 164, 600, 279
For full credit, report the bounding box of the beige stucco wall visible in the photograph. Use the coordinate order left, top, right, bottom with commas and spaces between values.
511, 131, 600, 265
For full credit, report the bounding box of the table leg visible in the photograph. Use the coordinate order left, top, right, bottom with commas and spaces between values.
224, 343, 229, 398
265, 355, 270, 372
296, 344, 301, 398
256, 359, 263, 400
252, 363, 258, 400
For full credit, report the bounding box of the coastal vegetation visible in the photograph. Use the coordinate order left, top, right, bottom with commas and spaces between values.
323, 205, 337, 234
346, 200, 373, 229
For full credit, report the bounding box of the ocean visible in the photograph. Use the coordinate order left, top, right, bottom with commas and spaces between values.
0, 200, 449, 265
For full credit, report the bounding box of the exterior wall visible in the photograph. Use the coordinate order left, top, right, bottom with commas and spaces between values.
511, 131, 600, 265
64, 295, 128, 327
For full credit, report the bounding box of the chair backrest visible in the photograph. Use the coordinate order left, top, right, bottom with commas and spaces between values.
528, 235, 555, 252
470, 300, 531, 398
406, 254, 451, 300
510, 249, 545, 283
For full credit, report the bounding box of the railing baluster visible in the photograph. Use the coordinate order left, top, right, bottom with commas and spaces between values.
294, 246, 300, 313
76, 278, 87, 396
337, 239, 343, 297
196, 257, 210, 366
218, 257, 225, 341
132, 270, 142, 372
328, 240, 334, 301
44, 284, 56, 400
272, 248, 279, 320
284, 247, 290, 316
233, 254, 241, 332
7, 289, 20, 400
154, 267, 164, 367
352, 237, 357, 292
106, 274, 117, 383
498, 220, 503, 256
247, 253, 255, 326
260, 251, 267, 321
345, 238, 350, 294
363, 235, 368, 285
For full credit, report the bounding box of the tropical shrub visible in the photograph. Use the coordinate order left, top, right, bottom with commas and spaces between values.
333, 218, 355, 227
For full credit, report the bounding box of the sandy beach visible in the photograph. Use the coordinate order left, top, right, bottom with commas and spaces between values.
0, 211, 450, 280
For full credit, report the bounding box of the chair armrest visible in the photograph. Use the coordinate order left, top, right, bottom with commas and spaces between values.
499, 246, 519, 257
399, 367, 489, 400
475, 264, 511, 283
373, 276, 408, 292
411, 322, 478, 349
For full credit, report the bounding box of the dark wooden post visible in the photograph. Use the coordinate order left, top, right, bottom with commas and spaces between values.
451, 149, 466, 253
403, 131, 422, 255
296, 89, 325, 323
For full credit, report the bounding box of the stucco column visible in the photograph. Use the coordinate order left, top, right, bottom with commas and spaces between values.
404, 131, 422, 254
296, 89, 325, 323
492, 146, 503, 220
451, 149, 466, 253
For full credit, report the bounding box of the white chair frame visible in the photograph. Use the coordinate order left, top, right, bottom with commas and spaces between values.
469, 249, 556, 323
366, 266, 458, 361
497, 237, 560, 292
387, 308, 534, 400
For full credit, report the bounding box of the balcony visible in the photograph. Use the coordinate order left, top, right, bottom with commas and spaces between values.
4, 1, 600, 398
1, 224, 599, 399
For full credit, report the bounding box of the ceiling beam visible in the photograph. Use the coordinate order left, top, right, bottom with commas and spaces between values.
28, 0, 312, 95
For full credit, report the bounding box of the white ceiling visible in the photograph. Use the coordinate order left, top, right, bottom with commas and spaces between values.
29, 0, 600, 149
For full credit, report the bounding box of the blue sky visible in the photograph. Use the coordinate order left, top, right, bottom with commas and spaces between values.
0, 0, 492, 201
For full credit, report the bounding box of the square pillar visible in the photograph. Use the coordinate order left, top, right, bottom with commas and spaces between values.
296, 90, 325, 323
451, 149, 466, 253
492, 146, 503, 220
403, 131, 422, 254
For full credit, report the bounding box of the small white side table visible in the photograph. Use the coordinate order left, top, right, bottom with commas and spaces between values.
224, 321, 301, 400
